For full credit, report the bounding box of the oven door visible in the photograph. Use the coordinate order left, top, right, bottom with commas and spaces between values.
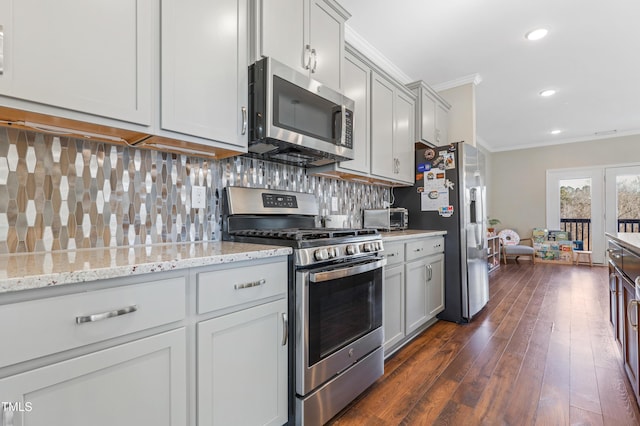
296, 257, 385, 396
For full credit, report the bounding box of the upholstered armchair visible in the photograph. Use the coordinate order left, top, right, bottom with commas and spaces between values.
498, 229, 536, 264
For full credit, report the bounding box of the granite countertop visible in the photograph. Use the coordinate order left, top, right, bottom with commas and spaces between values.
379, 229, 447, 242
607, 232, 640, 254
0, 242, 292, 294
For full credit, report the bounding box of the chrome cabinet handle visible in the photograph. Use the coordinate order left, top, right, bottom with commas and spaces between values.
426, 264, 433, 281
234, 278, 266, 290
311, 48, 317, 73
628, 300, 639, 331
76, 305, 138, 324
0, 25, 4, 76
241, 106, 247, 135
281, 313, 288, 346
304, 44, 312, 70
414, 248, 424, 252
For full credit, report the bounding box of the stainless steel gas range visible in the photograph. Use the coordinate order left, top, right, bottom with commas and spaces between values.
222, 186, 385, 426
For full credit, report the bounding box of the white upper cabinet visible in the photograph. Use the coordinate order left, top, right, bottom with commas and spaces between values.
371, 71, 415, 185
339, 49, 370, 174
407, 81, 451, 147
370, 71, 395, 179
394, 89, 415, 184
161, 0, 248, 148
0, 0, 153, 125
255, 0, 349, 91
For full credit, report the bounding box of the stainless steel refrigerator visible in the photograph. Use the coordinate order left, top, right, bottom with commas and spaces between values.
394, 142, 489, 323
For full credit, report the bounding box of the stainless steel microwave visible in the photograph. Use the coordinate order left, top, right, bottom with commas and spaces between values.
363, 208, 409, 231
248, 57, 354, 167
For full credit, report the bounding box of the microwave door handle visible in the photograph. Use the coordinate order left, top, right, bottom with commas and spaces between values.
333, 108, 343, 143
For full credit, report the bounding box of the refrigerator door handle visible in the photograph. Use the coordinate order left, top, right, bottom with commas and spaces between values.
474, 186, 484, 250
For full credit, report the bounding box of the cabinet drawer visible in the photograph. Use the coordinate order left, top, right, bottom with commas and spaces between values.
384, 242, 405, 266
197, 259, 287, 315
405, 237, 445, 261
0, 276, 186, 369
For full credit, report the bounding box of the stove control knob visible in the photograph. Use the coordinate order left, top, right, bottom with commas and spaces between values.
363, 243, 373, 252
327, 247, 338, 258
346, 244, 357, 255
314, 248, 329, 261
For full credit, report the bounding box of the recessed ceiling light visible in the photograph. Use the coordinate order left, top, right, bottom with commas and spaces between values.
539, 89, 556, 97
551, 129, 562, 135
525, 28, 548, 41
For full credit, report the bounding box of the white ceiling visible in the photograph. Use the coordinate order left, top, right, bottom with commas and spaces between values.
338, 0, 640, 152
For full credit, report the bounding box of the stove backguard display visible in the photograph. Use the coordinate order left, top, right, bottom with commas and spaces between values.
262, 193, 298, 208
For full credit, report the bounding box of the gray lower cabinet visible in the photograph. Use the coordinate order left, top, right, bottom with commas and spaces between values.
197, 299, 288, 426
0, 275, 188, 425
0, 329, 187, 426
0, 255, 290, 426
406, 253, 444, 335
383, 263, 405, 353
195, 257, 289, 425
383, 235, 445, 357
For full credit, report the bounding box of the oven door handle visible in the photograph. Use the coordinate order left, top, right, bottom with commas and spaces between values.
309, 258, 386, 283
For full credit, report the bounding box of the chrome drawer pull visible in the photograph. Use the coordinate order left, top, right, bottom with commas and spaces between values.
281, 313, 288, 346
414, 248, 424, 252
241, 106, 247, 135
627, 300, 639, 331
234, 279, 266, 290
76, 304, 138, 324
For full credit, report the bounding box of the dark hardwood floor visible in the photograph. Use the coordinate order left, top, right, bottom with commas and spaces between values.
330, 263, 640, 425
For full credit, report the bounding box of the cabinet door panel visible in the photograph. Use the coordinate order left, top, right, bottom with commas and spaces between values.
0, 0, 152, 125
405, 258, 428, 335
394, 90, 415, 184
371, 72, 394, 179
436, 102, 449, 144
340, 51, 369, 173
161, 0, 247, 146
258, 0, 306, 74
623, 280, 639, 396
308, 0, 342, 90
420, 91, 436, 144
383, 264, 404, 354
198, 299, 288, 426
426, 253, 445, 318
0, 329, 187, 426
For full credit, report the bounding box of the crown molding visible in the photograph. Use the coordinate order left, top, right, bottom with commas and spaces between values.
432, 74, 483, 92
485, 129, 640, 153
345, 25, 414, 84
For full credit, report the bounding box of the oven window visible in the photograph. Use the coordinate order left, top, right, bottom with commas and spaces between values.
308, 267, 382, 365
272, 76, 338, 143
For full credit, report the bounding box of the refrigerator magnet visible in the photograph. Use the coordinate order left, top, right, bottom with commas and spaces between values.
443, 152, 455, 169
416, 173, 423, 181
417, 162, 431, 172
424, 148, 436, 160
444, 179, 455, 190
439, 205, 454, 217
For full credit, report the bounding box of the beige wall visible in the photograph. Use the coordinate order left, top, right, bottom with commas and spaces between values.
487, 134, 640, 236
440, 83, 476, 147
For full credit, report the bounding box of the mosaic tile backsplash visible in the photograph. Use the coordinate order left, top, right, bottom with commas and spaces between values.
0, 128, 389, 253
